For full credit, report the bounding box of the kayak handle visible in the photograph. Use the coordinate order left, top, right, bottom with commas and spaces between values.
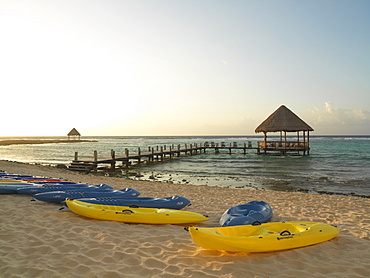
252, 221, 261, 226
280, 230, 291, 236
115, 209, 134, 214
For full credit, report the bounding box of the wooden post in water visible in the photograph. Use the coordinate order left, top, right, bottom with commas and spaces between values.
124, 148, 129, 167
148, 147, 151, 161
110, 149, 116, 171
74, 152, 78, 161
138, 147, 141, 164
93, 150, 98, 172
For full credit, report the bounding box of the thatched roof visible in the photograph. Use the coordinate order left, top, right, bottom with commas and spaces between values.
68, 128, 81, 136
255, 105, 314, 133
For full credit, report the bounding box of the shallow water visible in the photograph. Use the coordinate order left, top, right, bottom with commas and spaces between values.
0, 136, 369, 197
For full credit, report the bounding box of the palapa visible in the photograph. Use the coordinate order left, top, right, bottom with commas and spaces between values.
68, 128, 81, 140
255, 105, 313, 155
255, 105, 313, 133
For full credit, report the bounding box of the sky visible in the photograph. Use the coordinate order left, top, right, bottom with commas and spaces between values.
1, 0, 369, 136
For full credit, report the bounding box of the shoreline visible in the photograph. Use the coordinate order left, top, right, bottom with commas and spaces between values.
101, 169, 370, 199
0, 139, 97, 146
2, 158, 370, 198
5, 159, 370, 198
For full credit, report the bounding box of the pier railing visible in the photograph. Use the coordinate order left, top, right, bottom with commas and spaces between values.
257, 141, 309, 149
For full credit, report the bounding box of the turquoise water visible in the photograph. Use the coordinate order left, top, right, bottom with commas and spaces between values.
0, 136, 369, 197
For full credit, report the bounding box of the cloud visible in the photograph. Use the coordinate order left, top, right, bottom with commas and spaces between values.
309, 102, 370, 134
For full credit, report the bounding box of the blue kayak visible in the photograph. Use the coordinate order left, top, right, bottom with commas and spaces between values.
30, 181, 76, 185
63, 195, 190, 209
0, 174, 34, 179
0, 181, 77, 194
0, 183, 37, 194
17, 183, 113, 196
219, 201, 273, 226
34, 188, 141, 203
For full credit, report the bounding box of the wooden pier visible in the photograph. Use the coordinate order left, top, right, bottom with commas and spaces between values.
68, 138, 311, 173
68, 141, 257, 173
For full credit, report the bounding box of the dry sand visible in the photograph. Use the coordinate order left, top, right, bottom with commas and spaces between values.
0, 160, 369, 278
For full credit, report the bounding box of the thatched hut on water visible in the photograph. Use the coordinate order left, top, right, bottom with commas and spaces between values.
67, 128, 81, 140
255, 105, 314, 155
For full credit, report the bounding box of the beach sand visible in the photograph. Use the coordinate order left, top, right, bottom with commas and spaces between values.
0, 160, 369, 278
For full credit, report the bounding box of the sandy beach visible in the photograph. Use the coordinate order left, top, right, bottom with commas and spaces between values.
0, 160, 369, 278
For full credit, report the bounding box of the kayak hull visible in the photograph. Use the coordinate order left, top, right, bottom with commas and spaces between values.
17, 183, 113, 195
187, 221, 340, 252
70, 195, 190, 209
0, 182, 35, 194
0, 183, 36, 194
34, 188, 140, 203
220, 200, 273, 226
65, 198, 208, 224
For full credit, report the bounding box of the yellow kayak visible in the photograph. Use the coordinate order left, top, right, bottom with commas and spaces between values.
187, 221, 340, 252
65, 198, 208, 224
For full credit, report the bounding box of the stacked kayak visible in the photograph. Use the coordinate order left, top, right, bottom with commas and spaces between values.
1, 178, 65, 183
0, 175, 34, 179
0, 173, 74, 194
0, 182, 37, 194
17, 183, 113, 195
0, 172, 70, 182
186, 221, 340, 253
34, 187, 141, 203
220, 201, 273, 226
66, 198, 208, 224
63, 195, 190, 209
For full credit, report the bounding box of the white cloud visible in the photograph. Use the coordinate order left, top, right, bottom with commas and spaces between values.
309, 102, 370, 134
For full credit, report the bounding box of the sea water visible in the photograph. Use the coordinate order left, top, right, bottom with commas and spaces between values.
0, 136, 369, 198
